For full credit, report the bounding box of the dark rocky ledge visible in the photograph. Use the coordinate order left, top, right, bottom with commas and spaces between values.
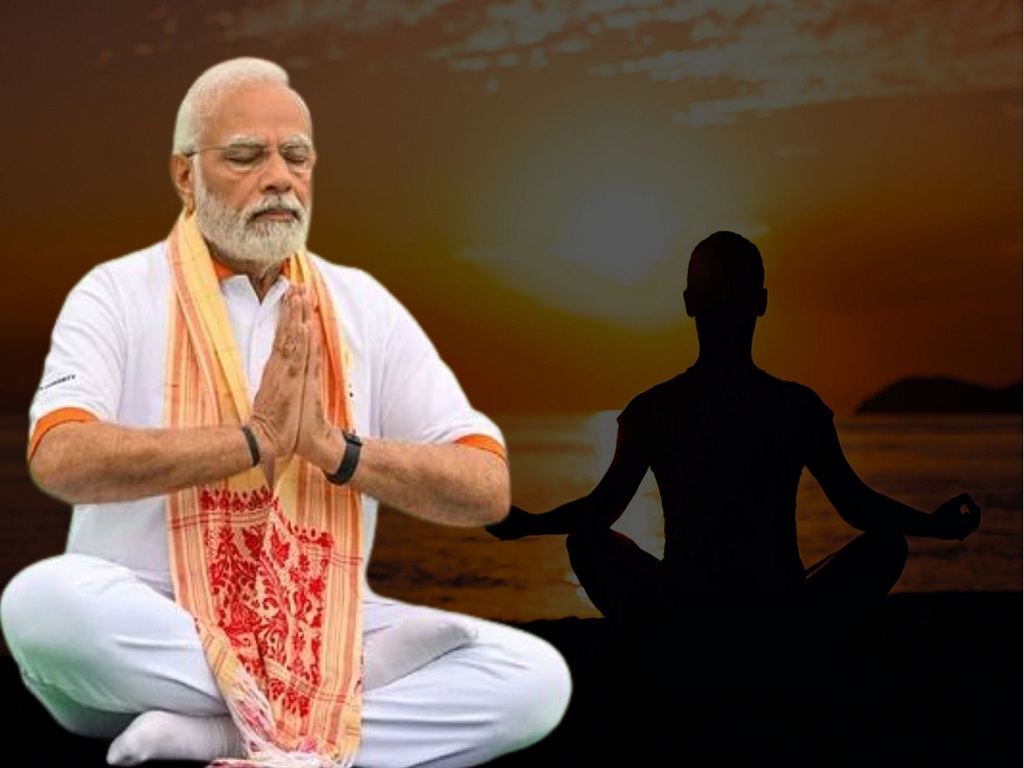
855, 377, 1022, 414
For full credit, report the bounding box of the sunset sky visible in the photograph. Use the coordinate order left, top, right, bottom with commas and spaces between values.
2, 0, 1020, 418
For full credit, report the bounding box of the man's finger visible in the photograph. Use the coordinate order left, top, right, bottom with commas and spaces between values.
307, 327, 322, 377
277, 293, 312, 369
272, 294, 294, 352
956, 494, 981, 539
275, 288, 306, 342
954, 492, 978, 513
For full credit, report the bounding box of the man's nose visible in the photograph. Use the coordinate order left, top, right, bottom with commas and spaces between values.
259, 150, 295, 194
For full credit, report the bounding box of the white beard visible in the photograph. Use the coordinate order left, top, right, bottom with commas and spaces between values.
194, 174, 311, 271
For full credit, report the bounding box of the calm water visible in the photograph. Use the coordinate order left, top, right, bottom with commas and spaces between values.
369, 412, 1023, 622
1, 413, 1020, 624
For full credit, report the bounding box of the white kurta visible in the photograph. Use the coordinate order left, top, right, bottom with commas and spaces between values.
2, 242, 571, 767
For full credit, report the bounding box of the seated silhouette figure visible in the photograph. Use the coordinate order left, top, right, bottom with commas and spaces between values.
488, 231, 981, 643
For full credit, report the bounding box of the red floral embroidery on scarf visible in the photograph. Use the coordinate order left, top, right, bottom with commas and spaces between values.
200, 488, 334, 720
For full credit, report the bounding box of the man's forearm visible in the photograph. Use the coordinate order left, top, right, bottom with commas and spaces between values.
841, 485, 937, 537
870, 493, 935, 536
864, 490, 975, 539
532, 499, 592, 534
333, 438, 510, 527
30, 421, 258, 504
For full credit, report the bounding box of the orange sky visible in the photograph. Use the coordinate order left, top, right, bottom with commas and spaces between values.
2, 1, 1021, 418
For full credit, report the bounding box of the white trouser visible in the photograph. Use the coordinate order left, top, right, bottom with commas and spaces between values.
0, 553, 572, 768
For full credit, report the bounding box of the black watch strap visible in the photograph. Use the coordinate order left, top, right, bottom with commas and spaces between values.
326, 431, 362, 485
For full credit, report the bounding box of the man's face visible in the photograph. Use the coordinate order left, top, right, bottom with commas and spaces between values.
190, 81, 314, 270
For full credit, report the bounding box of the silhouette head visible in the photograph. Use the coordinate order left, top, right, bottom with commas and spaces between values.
683, 231, 767, 320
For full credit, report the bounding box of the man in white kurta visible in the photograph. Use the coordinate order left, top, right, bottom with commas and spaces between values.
0, 57, 570, 768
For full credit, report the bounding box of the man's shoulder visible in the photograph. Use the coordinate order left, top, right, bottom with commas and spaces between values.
620, 371, 691, 416
758, 370, 821, 396
756, 371, 833, 416
633, 369, 695, 399
628, 368, 832, 413
306, 253, 376, 282
306, 254, 423, 333
306, 254, 393, 300
64, 242, 169, 304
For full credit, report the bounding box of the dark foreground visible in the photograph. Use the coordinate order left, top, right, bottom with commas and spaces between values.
3, 592, 1020, 767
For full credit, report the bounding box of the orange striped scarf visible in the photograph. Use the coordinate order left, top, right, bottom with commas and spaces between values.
165, 212, 364, 767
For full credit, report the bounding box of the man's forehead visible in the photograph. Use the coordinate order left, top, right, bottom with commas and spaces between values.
201, 82, 311, 144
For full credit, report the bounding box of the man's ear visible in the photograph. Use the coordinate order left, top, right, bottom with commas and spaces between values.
756, 288, 768, 317
170, 154, 195, 213
683, 288, 697, 318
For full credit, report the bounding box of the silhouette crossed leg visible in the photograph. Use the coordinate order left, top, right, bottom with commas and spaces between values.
564, 525, 911, 740
800, 529, 909, 647
803, 529, 909, 598
566, 527, 664, 626
565, 525, 909, 643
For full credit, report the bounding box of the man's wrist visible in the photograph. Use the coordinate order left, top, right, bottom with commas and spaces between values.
240, 425, 261, 467
244, 422, 276, 466
325, 430, 362, 485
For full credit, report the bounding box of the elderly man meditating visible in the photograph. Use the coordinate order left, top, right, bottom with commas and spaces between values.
0, 57, 570, 768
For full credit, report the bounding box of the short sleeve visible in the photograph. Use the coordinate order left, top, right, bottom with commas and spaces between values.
29, 267, 126, 448
615, 392, 652, 461
374, 284, 504, 451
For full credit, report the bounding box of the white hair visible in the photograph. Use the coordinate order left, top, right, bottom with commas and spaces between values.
172, 57, 311, 154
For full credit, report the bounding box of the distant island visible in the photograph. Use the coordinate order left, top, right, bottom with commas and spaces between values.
856, 377, 1022, 414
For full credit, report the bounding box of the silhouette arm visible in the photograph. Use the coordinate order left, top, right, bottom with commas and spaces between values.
487, 427, 650, 540
807, 422, 980, 541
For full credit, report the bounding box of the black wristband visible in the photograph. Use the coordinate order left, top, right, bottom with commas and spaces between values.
240, 425, 261, 467
326, 431, 362, 485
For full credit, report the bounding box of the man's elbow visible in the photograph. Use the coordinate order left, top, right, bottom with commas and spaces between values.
477, 455, 510, 525
482, 488, 510, 525
482, 484, 510, 525
28, 444, 75, 504
27, 425, 90, 504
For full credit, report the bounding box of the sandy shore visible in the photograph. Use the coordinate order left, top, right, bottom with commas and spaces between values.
2, 591, 1019, 766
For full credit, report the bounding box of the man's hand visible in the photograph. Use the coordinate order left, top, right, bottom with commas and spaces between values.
485, 505, 536, 541
294, 317, 339, 471
930, 493, 982, 541
248, 286, 310, 464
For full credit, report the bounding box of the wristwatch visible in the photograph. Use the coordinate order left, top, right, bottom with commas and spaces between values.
325, 430, 362, 485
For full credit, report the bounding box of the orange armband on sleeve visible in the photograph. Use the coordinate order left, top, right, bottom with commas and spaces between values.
27, 407, 99, 462
453, 434, 508, 464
